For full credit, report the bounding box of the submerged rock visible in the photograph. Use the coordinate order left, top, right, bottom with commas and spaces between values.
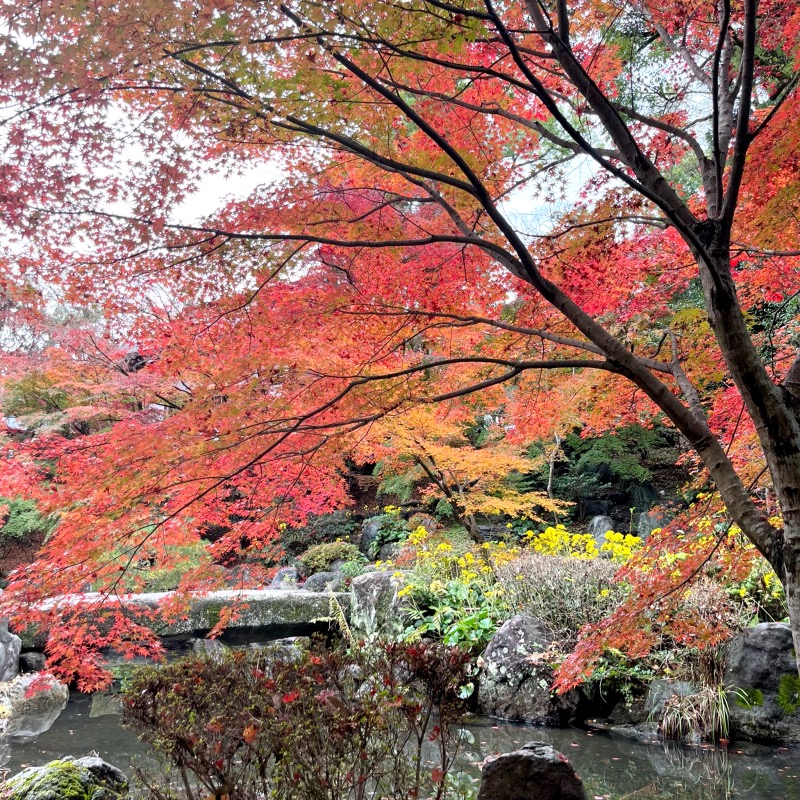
0, 673, 69, 742
477, 741, 587, 800
477, 615, 579, 725
0, 756, 128, 800
725, 622, 800, 742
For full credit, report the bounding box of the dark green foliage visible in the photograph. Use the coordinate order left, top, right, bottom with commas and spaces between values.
776, 674, 800, 715
735, 687, 765, 709
278, 512, 358, 559
375, 470, 417, 503
123, 642, 473, 800
365, 511, 411, 559
567, 425, 664, 485
523, 424, 681, 521
0, 496, 56, 546
748, 296, 800, 366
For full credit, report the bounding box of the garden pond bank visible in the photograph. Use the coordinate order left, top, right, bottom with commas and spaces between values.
1, 693, 798, 800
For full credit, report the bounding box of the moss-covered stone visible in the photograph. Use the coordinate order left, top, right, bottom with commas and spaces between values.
777, 674, 800, 715
735, 687, 764, 709
20, 590, 351, 649
1, 757, 128, 800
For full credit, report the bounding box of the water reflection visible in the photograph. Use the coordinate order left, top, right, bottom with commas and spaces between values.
1, 697, 798, 800
461, 717, 800, 800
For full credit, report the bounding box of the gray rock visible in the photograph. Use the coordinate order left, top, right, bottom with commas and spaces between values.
644, 679, 697, 720
587, 515, 615, 547
89, 693, 124, 718
0, 621, 20, 682
477, 741, 587, 800
0, 673, 69, 742
303, 572, 344, 592
359, 518, 384, 557
725, 622, 800, 742
636, 509, 670, 541
0, 756, 128, 800
18, 653, 46, 674
268, 566, 300, 589
21, 589, 351, 648
378, 543, 401, 562
247, 636, 309, 662
350, 571, 410, 638
477, 615, 579, 725
407, 513, 438, 534
191, 638, 229, 661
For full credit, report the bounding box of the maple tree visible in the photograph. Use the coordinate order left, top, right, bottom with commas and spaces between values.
359, 407, 563, 540
0, 0, 800, 685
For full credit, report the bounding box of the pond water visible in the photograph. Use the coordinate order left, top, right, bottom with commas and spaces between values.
3, 695, 799, 800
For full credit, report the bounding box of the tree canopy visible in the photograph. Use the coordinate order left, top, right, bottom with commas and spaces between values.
1, 0, 800, 685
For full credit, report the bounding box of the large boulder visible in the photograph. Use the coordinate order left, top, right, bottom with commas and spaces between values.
358, 518, 384, 557
349, 571, 410, 638
268, 566, 300, 589
725, 622, 800, 742
0, 673, 69, 742
586, 515, 614, 548
0, 621, 21, 682
0, 756, 128, 800
477, 741, 587, 800
303, 572, 345, 593
478, 615, 579, 725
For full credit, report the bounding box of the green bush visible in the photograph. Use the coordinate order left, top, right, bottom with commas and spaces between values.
364, 508, 410, 559
0, 497, 56, 561
101, 541, 212, 593
0, 496, 56, 542
297, 541, 363, 574
123, 643, 473, 800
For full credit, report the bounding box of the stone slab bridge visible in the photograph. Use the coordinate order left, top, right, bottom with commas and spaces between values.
18, 589, 353, 651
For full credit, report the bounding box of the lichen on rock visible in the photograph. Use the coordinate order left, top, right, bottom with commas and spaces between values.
0, 757, 128, 800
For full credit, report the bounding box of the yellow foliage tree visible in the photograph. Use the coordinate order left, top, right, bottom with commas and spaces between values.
361, 408, 565, 542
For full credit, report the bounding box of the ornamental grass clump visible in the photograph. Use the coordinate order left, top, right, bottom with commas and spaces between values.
493, 551, 623, 647
123, 641, 473, 800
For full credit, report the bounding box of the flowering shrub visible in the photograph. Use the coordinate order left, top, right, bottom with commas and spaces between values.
124, 642, 474, 800
523, 524, 642, 563
727, 560, 787, 622
398, 528, 515, 651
